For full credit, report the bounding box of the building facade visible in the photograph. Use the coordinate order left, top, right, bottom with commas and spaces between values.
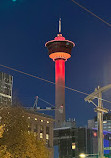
95, 113, 111, 132
26, 110, 54, 158
54, 126, 111, 158
54, 119, 77, 158
54, 127, 77, 158
0, 71, 13, 106
0, 71, 54, 157
88, 113, 111, 132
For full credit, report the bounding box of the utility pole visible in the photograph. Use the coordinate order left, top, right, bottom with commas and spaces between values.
95, 86, 104, 158
84, 85, 111, 158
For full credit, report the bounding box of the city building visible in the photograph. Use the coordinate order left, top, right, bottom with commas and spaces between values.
95, 113, 111, 132
54, 126, 111, 158
0, 71, 13, 106
26, 110, 54, 158
54, 119, 77, 158
88, 113, 111, 132
0, 71, 54, 157
88, 119, 95, 129
54, 127, 77, 158
90, 129, 111, 157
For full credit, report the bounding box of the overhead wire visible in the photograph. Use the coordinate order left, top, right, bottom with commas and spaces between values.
1, 63, 111, 105
36, 96, 60, 111
0, 63, 88, 95
38, 96, 55, 108
71, 0, 111, 27
0, 64, 55, 85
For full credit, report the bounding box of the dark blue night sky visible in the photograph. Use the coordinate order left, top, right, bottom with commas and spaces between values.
0, 0, 111, 126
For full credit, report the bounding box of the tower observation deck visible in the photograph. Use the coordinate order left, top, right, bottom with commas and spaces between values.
45, 20, 75, 127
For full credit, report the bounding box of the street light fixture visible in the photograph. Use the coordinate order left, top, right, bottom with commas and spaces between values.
79, 153, 98, 157
79, 153, 86, 158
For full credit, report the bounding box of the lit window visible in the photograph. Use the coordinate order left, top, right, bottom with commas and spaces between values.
40, 125, 43, 131
34, 132, 36, 137
35, 118, 37, 121
28, 124, 31, 131
41, 120, 43, 122
40, 133, 43, 139
47, 121, 49, 124
72, 143, 76, 150
103, 121, 107, 123
46, 134, 49, 140
28, 117, 30, 119
28, 131, 30, 134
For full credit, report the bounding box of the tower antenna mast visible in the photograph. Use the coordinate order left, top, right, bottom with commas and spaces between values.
59, 18, 61, 33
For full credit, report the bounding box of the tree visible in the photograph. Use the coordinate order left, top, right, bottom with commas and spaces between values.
0, 106, 49, 158
22, 132, 49, 158
0, 125, 4, 138
0, 145, 13, 158
0, 124, 13, 157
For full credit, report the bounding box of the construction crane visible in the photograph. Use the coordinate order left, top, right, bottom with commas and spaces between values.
33, 96, 55, 111
26, 96, 63, 113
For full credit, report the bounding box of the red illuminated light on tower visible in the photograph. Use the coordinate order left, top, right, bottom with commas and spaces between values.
45, 19, 75, 127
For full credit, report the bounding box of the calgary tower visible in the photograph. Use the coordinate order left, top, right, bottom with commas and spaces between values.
45, 19, 75, 127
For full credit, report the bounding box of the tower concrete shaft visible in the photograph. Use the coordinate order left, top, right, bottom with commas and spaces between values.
55, 59, 65, 127
46, 33, 75, 127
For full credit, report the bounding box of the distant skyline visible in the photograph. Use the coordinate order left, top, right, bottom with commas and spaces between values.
0, 0, 111, 126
